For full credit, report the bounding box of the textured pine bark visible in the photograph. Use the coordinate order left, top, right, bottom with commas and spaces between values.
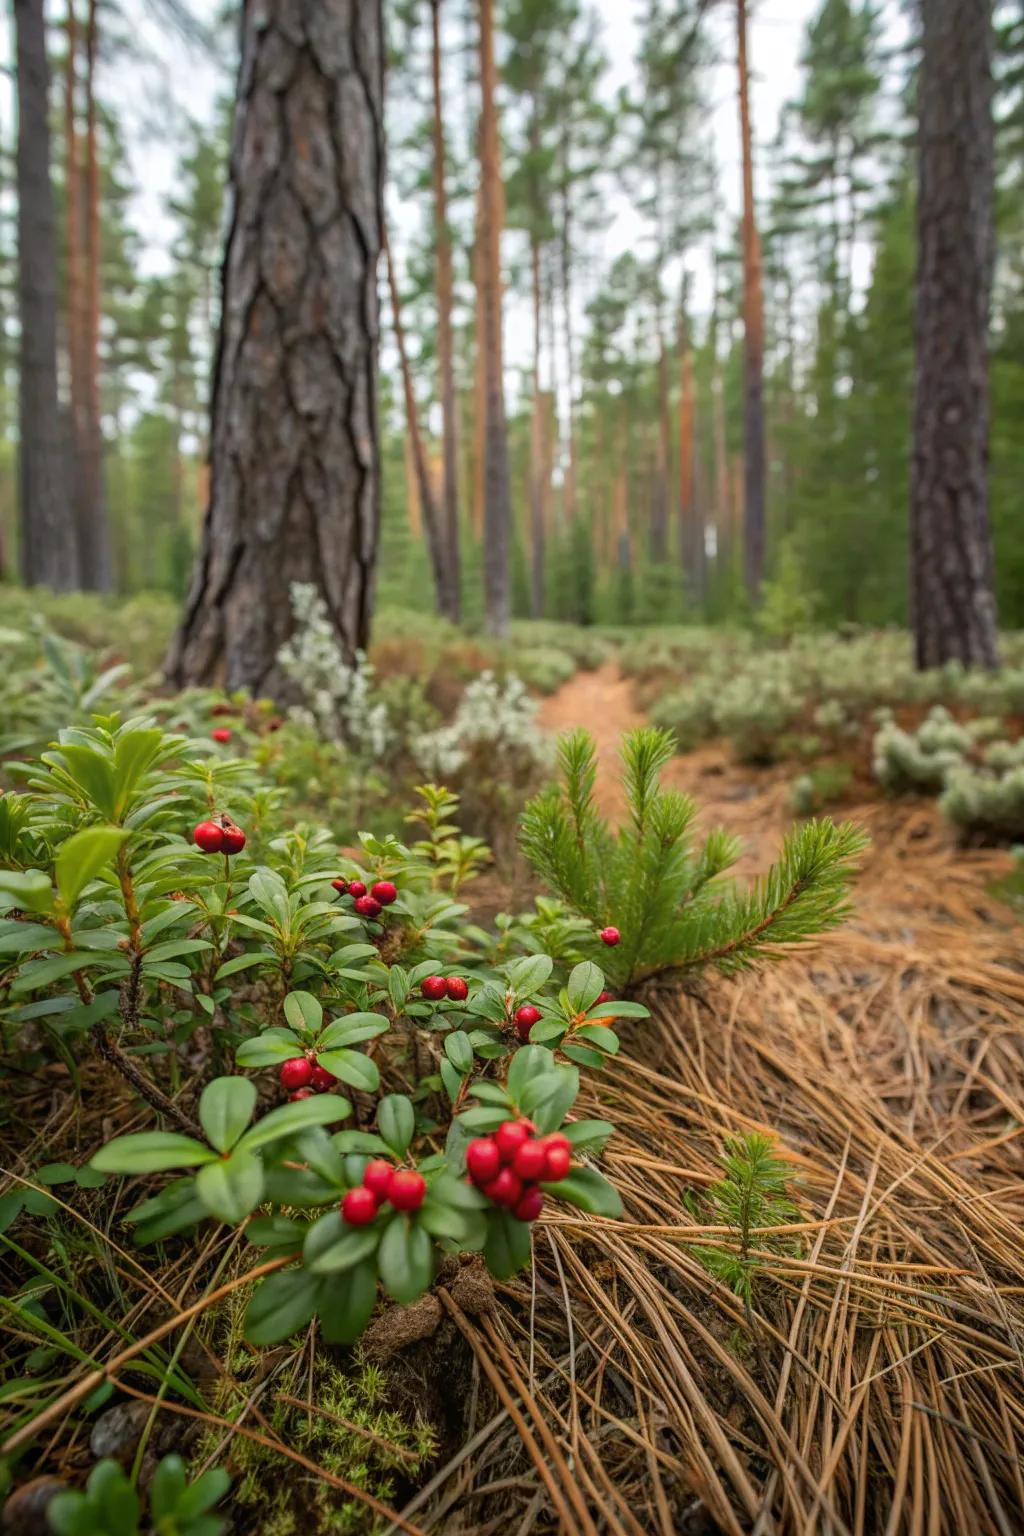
477, 0, 512, 637
169, 0, 384, 695
430, 0, 461, 620
910, 0, 999, 670
14, 0, 75, 589
737, 0, 766, 603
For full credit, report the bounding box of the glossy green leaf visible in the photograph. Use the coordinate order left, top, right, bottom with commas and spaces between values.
283, 989, 323, 1033
244, 1265, 320, 1345
91, 1133, 216, 1175
55, 826, 129, 912
199, 1076, 257, 1153
542, 1165, 623, 1218
377, 1215, 434, 1304
196, 1148, 265, 1223
377, 1094, 415, 1156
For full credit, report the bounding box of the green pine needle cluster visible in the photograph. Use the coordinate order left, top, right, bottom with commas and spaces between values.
520, 726, 868, 989
696, 1132, 801, 1304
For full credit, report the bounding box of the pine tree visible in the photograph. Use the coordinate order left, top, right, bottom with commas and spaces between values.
477, 0, 513, 637
910, 0, 1000, 669
736, 0, 767, 603
168, 1, 385, 694
14, 0, 75, 590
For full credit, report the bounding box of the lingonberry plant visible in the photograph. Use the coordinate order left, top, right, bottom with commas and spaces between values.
1, 715, 863, 1352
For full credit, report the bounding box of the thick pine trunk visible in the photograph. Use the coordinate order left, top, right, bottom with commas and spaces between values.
477, 0, 512, 637
14, 0, 75, 589
385, 228, 453, 619
168, 0, 384, 695
737, 0, 766, 603
430, 0, 461, 620
910, 0, 999, 670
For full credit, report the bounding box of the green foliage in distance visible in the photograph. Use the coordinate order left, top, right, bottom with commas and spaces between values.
519, 726, 868, 989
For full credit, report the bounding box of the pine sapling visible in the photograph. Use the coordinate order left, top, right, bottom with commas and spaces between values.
520, 726, 868, 989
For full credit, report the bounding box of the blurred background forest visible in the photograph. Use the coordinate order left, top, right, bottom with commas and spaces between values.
4, 0, 1023, 631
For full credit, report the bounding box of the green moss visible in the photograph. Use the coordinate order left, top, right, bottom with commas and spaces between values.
197, 1293, 436, 1534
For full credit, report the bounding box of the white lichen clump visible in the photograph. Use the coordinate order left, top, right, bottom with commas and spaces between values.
277, 583, 393, 757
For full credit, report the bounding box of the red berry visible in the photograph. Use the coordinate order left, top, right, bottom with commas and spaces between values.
596, 990, 614, 1005
446, 976, 469, 1002
466, 1137, 501, 1186
514, 1003, 542, 1041
543, 1143, 572, 1182
599, 926, 620, 946
495, 1119, 534, 1163
371, 880, 398, 906
354, 895, 382, 919
279, 1057, 313, 1092
483, 1167, 523, 1208
331, 878, 348, 893
512, 1138, 548, 1182
342, 1186, 378, 1226
310, 1065, 335, 1092
363, 1159, 395, 1200
347, 880, 367, 899
289, 1087, 315, 1101
388, 1170, 427, 1212
421, 976, 448, 1001
513, 1187, 545, 1222
193, 820, 225, 854
220, 824, 246, 855
211, 728, 232, 744
544, 1133, 571, 1155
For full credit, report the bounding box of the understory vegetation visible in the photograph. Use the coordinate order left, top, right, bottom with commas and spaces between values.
2, 596, 1024, 1532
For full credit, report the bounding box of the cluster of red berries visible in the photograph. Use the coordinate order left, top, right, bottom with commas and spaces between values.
421, 975, 469, 1002
193, 817, 246, 855
600, 926, 620, 946
332, 876, 398, 921
466, 1119, 571, 1223
210, 727, 233, 744
341, 1160, 426, 1226
279, 1055, 335, 1100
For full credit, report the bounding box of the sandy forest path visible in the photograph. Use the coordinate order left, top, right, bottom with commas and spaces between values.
521, 660, 1024, 1534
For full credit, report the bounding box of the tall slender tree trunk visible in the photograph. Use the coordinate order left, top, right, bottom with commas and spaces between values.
430, 0, 461, 619
528, 226, 546, 618
81, 0, 112, 590
168, 0, 384, 694
559, 173, 578, 527
677, 306, 703, 605
471, 184, 487, 540
910, 0, 999, 670
384, 228, 453, 619
651, 326, 670, 564
737, 0, 766, 602
65, 0, 89, 580
14, 0, 75, 589
477, 0, 512, 636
